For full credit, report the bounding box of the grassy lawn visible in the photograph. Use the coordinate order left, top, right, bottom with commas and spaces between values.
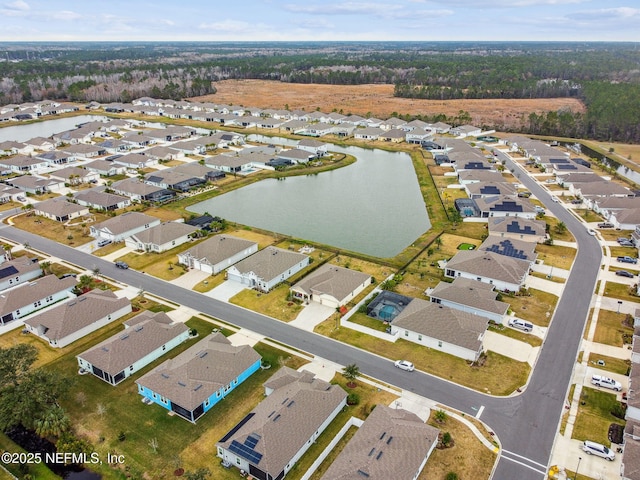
50, 336, 306, 480
314, 320, 529, 395
488, 324, 543, 347
535, 244, 576, 270
586, 353, 631, 376
192, 272, 227, 292
600, 229, 634, 241
609, 246, 639, 259
115, 242, 197, 280
545, 216, 575, 242
572, 387, 625, 447
12, 211, 111, 246
347, 312, 389, 333
229, 284, 304, 322
226, 228, 279, 248
529, 271, 566, 283
504, 288, 558, 327
593, 309, 634, 347
93, 241, 126, 257
142, 206, 184, 222
575, 209, 604, 223
603, 281, 640, 303
307, 426, 358, 480
419, 411, 496, 480
447, 221, 489, 240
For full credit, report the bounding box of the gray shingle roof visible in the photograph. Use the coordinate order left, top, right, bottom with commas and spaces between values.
217, 367, 346, 478
92, 211, 159, 236
393, 298, 488, 352
77, 311, 189, 376
320, 405, 439, 480
24, 289, 130, 342
0, 256, 41, 280
129, 222, 198, 246
291, 264, 371, 304
35, 197, 88, 218
429, 277, 509, 316
136, 333, 260, 411
180, 235, 257, 266
231, 247, 308, 282
74, 189, 129, 209
488, 217, 546, 237
0, 275, 76, 316
445, 250, 531, 286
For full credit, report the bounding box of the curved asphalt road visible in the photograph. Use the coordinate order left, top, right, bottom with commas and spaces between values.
0, 153, 601, 480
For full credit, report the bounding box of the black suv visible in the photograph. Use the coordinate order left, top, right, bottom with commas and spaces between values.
115, 261, 129, 269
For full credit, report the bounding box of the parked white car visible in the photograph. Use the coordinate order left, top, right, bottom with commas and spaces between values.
507, 318, 533, 333
591, 374, 622, 391
394, 360, 415, 372
582, 440, 615, 461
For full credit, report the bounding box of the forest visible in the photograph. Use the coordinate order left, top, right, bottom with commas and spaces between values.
0, 41, 638, 142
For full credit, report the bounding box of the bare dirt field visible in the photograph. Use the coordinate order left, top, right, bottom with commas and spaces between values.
191, 79, 585, 129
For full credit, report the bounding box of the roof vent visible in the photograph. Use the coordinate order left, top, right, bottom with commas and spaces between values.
120, 334, 129, 340
161, 373, 170, 379
178, 381, 186, 387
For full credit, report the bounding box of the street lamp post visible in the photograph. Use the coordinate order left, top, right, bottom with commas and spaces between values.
574, 456, 582, 480
618, 300, 623, 314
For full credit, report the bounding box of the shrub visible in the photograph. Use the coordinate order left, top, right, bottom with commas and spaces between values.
445, 473, 459, 480
347, 393, 360, 405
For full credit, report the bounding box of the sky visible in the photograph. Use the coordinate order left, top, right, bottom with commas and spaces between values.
0, 0, 638, 42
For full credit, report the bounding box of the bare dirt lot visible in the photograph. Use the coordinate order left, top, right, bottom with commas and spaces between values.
192, 79, 585, 129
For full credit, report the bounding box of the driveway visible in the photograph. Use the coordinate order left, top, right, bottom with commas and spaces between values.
169, 269, 209, 289
289, 302, 335, 331
204, 280, 247, 301
483, 331, 539, 366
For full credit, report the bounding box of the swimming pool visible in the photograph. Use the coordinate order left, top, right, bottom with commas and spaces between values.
379, 304, 399, 320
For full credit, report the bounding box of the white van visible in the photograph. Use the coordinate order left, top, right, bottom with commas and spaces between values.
591, 374, 622, 392
582, 441, 615, 461
97, 239, 111, 248
507, 318, 533, 333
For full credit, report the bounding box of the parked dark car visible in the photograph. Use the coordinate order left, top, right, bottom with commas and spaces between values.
617, 256, 638, 264
115, 261, 129, 269
615, 270, 634, 278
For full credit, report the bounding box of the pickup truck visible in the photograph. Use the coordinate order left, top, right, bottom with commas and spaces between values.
591, 375, 622, 391
617, 256, 638, 264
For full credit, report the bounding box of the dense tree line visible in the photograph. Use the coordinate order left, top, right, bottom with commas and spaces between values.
0, 42, 639, 141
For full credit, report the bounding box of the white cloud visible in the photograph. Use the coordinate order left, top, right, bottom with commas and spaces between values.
571, 7, 640, 20
284, 2, 404, 17
4, 0, 29, 11
51, 10, 82, 21
198, 20, 251, 33
433, 0, 587, 6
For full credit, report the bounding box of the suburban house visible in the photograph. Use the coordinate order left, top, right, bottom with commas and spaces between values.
90, 211, 161, 242
110, 178, 176, 203
276, 148, 314, 164
4, 175, 63, 194
171, 162, 225, 182
451, 124, 482, 137
354, 126, 384, 140
297, 139, 329, 156
217, 366, 347, 480
24, 136, 56, 151
390, 298, 489, 362
488, 217, 547, 243
35, 150, 71, 165
444, 250, 531, 292
48, 166, 100, 185
143, 145, 185, 162
428, 277, 509, 323
23, 289, 131, 348
226, 246, 310, 292
205, 154, 254, 174
124, 222, 198, 253
76, 311, 190, 386
0, 184, 22, 204
34, 197, 90, 222
74, 189, 131, 211
478, 235, 538, 263
0, 274, 76, 325
112, 152, 158, 169
144, 170, 206, 191
290, 264, 372, 308
136, 333, 261, 423
320, 405, 440, 480
0, 140, 29, 156
457, 170, 506, 185
83, 159, 128, 176
177, 235, 258, 275
0, 155, 48, 173
61, 143, 105, 159
621, 420, 640, 480
0, 256, 42, 292
473, 196, 537, 219
465, 182, 517, 199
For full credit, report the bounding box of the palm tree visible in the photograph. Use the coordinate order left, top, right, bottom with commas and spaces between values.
34, 405, 69, 438
434, 236, 443, 250
342, 364, 360, 388
92, 266, 101, 278
40, 261, 51, 275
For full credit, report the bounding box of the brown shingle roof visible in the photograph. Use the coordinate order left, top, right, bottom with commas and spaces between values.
0, 275, 76, 316
291, 264, 371, 304
92, 211, 159, 236
77, 311, 188, 376
129, 222, 198, 246
180, 235, 257, 266
24, 289, 130, 342
218, 367, 346, 478
231, 247, 308, 282
429, 277, 509, 316
445, 250, 530, 286
321, 405, 439, 480
136, 333, 260, 411
393, 298, 488, 352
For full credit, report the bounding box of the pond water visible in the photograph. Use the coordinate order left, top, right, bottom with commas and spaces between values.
0, 115, 107, 143
188, 135, 430, 258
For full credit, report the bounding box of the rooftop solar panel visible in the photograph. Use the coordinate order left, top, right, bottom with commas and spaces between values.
0, 265, 19, 279
229, 440, 263, 465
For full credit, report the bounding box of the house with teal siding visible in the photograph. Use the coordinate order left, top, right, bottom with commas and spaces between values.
136, 333, 261, 423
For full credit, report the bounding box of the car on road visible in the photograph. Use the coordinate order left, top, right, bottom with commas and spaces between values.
617, 256, 638, 264
591, 374, 622, 391
394, 360, 415, 371
582, 440, 615, 461
508, 318, 534, 333
114, 261, 129, 269
551, 196, 560, 203
587, 229, 597, 236
615, 270, 635, 278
